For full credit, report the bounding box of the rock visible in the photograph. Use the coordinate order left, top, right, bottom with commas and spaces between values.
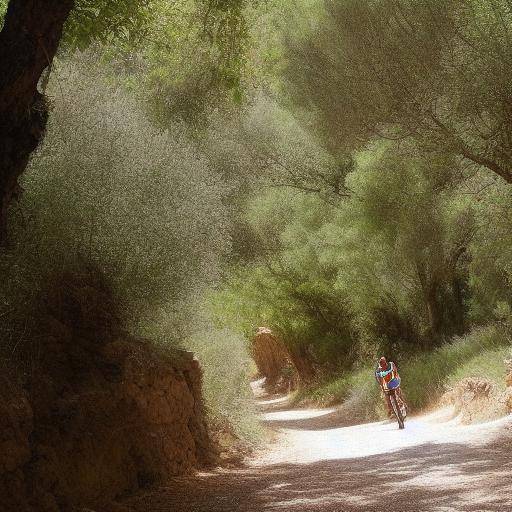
503, 387, 512, 413
443, 377, 509, 424
251, 328, 298, 393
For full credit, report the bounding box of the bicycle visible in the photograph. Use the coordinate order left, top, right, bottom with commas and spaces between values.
386, 387, 407, 429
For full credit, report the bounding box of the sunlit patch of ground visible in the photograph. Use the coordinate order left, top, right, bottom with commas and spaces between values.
126, 386, 512, 512
261, 407, 337, 422
254, 402, 511, 465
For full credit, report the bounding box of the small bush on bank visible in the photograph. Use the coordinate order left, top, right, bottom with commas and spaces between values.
401, 322, 511, 411
187, 325, 263, 443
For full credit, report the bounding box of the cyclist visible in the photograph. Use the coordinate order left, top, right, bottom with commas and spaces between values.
375, 356, 406, 419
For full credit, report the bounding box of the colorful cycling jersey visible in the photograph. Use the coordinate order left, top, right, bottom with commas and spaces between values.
375, 362, 400, 391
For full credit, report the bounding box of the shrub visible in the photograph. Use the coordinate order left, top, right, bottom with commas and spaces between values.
4, 51, 230, 348
187, 324, 262, 442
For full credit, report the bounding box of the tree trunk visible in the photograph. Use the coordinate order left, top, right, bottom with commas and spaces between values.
425, 280, 443, 341
0, 0, 74, 241
450, 276, 466, 335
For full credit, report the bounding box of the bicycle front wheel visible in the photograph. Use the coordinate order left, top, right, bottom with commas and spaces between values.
389, 391, 405, 429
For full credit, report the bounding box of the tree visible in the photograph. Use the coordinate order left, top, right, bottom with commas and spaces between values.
0, 0, 254, 241
213, 139, 479, 376
0, 0, 74, 240
286, 0, 512, 184
333, 142, 475, 346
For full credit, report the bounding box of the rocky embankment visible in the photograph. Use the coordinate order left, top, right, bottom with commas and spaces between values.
442, 359, 512, 423
0, 273, 215, 512
251, 328, 297, 393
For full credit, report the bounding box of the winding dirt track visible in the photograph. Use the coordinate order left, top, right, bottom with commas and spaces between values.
127, 387, 512, 512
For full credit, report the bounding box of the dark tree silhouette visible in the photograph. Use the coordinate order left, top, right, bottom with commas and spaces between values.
0, 0, 73, 240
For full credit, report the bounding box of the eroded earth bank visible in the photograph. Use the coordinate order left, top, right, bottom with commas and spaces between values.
0, 273, 215, 512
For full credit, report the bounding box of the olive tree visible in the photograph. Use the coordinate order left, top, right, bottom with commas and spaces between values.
286, 0, 512, 183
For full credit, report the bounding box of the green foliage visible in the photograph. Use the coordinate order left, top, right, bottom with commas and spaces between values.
0, 1, 152, 48
0, 0, 6, 22
2, 52, 230, 351
401, 322, 512, 410
213, 139, 483, 379
285, 0, 512, 183
447, 347, 510, 391
63, 0, 153, 50
297, 322, 511, 418
130, 0, 254, 126
212, 187, 357, 377
2, 0, 254, 119
0, 47, 267, 438
335, 142, 475, 345
468, 182, 512, 320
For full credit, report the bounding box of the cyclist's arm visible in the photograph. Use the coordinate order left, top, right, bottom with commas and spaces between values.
376, 368, 393, 378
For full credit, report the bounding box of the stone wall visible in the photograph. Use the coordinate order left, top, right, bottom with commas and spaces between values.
0, 338, 214, 512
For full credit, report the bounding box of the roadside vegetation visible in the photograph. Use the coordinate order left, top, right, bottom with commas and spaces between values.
1, 0, 512, 440
0, 0, 261, 441
209, 0, 512, 419
294, 323, 511, 418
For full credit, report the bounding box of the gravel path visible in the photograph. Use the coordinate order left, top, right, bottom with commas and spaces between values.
127, 389, 512, 512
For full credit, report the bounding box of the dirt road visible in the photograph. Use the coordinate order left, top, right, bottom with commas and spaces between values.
127, 389, 512, 512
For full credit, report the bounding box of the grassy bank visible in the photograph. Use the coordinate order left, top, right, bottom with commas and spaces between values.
293, 323, 512, 420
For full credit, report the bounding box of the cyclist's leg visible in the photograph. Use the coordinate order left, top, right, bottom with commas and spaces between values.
383, 391, 393, 418
396, 387, 407, 416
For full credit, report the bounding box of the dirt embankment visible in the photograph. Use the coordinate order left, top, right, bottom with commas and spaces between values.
0, 273, 215, 512
251, 328, 297, 393
442, 359, 512, 424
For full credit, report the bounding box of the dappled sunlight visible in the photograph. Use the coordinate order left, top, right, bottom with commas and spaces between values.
255, 396, 289, 408
127, 398, 512, 512
262, 408, 337, 423
254, 403, 512, 466
254, 435, 512, 511
128, 434, 512, 512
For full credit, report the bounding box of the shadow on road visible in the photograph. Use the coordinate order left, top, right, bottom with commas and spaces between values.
261, 407, 365, 431
126, 431, 512, 512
